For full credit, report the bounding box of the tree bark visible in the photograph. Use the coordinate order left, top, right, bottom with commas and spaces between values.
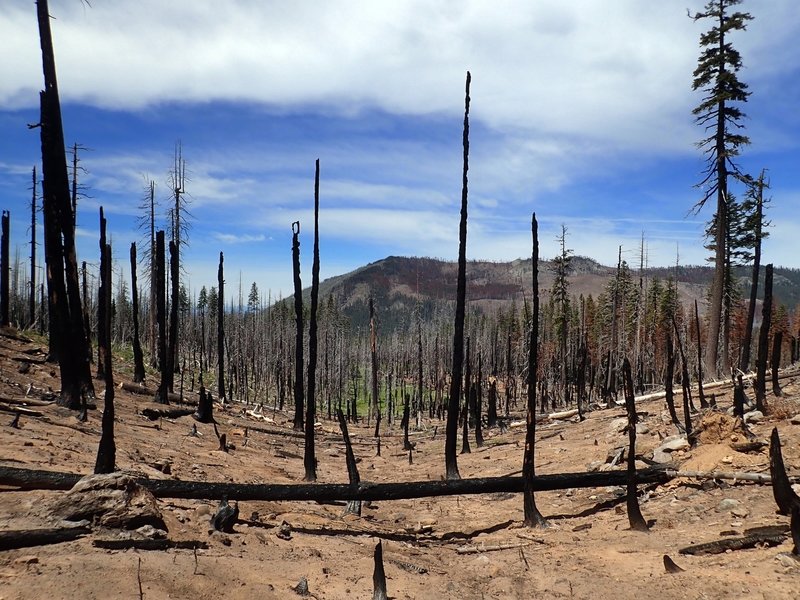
94, 208, 115, 474
305, 161, 320, 482
755, 264, 773, 412
771, 330, 782, 397
523, 213, 547, 527
446, 71, 471, 481
130, 243, 145, 383
154, 231, 168, 404
0, 464, 673, 502
623, 358, 649, 532
291, 222, 304, 430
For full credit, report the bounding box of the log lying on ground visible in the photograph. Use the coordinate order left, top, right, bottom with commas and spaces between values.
678, 533, 787, 556
0, 526, 90, 550
0, 403, 43, 417
666, 469, 800, 485
139, 405, 196, 420
0, 464, 671, 502
93, 539, 209, 551
120, 382, 189, 404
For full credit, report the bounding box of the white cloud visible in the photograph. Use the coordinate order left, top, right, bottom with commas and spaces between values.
3, 0, 797, 153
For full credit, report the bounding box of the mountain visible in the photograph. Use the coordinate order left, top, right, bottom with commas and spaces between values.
307, 256, 800, 332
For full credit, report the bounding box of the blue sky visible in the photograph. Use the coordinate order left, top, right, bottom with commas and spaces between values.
1, 0, 799, 301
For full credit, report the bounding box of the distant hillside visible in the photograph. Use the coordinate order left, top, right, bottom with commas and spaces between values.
292, 256, 773, 332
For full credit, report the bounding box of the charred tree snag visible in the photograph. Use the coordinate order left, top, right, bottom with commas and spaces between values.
291, 222, 304, 431
95, 211, 109, 380
623, 358, 649, 532
401, 393, 412, 451
129, 243, 145, 383
29, 169, 37, 328
755, 264, 773, 413
0, 210, 9, 327
445, 71, 471, 481
166, 240, 179, 392
304, 161, 321, 482
193, 386, 214, 424
369, 296, 379, 430
461, 337, 471, 455
0, 464, 672, 501
664, 336, 683, 432
694, 300, 707, 408
372, 540, 389, 600
741, 170, 767, 373
337, 409, 361, 516
94, 208, 115, 474
217, 252, 226, 403
771, 330, 782, 397
523, 213, 547, 528
154, 231, 168, 404
36, 0, 94, 408
473, 352, 483, 447
769, 428, 800, 517
672, 321, 694, 443
733, 373, 746, 419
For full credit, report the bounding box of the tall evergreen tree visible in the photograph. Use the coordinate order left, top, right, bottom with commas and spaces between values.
690, 0, 752, 376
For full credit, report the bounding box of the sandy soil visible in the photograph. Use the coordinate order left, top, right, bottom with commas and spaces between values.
0, 329, 799, 599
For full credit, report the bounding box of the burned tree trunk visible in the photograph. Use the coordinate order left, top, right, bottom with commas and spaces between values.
401, 393, 412, 451
337, 409, 361, 516
304, 161, 321, 482
291, 222, 304, 431
369, 297, 379, 432
29, 169, 37, 328
166, 240, 179, 393
664, 335, 683, 432
445, 71, 471, 481
694, 300, 707, 408
217, 252, 225, 403
94, 208, 115, 474
741, 171, 767, 373
37, 0, 94, 408
1, 210, 9, 327
129, 243, 145, 383
623, 358, 649, 532
372, 540, 388, 600
755, 264, 773, 413
96, 214, 112, 381
461, 336, 471, 455
473, 352, 483, 447
769, 428, 800, 517
771, 330, 782, 397
523, 213, 547, 528
154, 231, 168, 404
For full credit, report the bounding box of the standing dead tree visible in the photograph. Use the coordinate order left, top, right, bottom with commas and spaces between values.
35, 0, 94, 408
129, 243, 145, 383
337, 409, 362, 516
94, 208, 115, 473
622, 358, 649, 532
291, 222, 304, 431
755, 263, 773, 413
304, 162, 321, 482
523, 213, 547, 528
1, 210, 9, 327
217, 252, 226, 403
445, 71, 471, 481
154, 231, 168, 404
28, 167, 37, 328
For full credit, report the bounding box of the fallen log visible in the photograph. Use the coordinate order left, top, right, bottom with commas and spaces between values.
0, 464, 672, 502
92, 539, 209, 551
0, 395, 55, 407
678, 533, 786, 556
0, 403, 42, 417
120, 382, 189, 405
139, 405, 196, 421
666, 469, 800, 485
0, 526, 90, 550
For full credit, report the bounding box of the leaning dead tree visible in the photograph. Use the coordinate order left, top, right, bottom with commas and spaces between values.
36, 0, 94, 408
94, 208, 115, 474
522, 213, 547, 527
445, 71, 471, 481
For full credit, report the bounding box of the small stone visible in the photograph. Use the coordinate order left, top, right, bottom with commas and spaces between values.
721, 455, 734, 465
790, 414, 800, 425
636, 423, 650, 435
14, 555, 39, 565
135, 525, 167, 539
717, 498, 740, 512
731, 507, 749, 518
744, 410, 764, 424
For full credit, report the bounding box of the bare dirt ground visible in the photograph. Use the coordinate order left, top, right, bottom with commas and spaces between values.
0, 329, 799, 599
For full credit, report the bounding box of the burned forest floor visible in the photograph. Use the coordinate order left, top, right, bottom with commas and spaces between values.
1, 328, 799, 599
